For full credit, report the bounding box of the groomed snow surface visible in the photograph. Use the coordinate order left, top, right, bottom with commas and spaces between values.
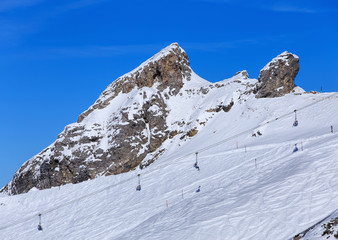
1, 92, 338, 240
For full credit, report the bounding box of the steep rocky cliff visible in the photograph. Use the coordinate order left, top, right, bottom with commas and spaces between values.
1, 45, 301, 195
256, 51, 299, 98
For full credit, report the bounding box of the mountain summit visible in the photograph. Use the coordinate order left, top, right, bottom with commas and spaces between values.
1, 44, 301, 195
77, 43, 191, 123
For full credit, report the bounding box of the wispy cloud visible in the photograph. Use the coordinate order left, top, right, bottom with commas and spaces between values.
10, 43, 168, 60
183, 40, 258, 52
0, 0, 111, 44
0, 0, 106, 13
194, 0, 231, 2
0, 18, 41, 45
0, 0, 44, 12
50, 44, 166, 58
11, 40, 261, 60
56, 0, 110, 12
265, 5, 316, 13
196, 0, 321, 13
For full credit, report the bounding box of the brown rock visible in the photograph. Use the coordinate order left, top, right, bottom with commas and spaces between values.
256, 51, 299, 98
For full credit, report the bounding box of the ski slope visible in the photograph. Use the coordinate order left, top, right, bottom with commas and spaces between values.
1, 92, 338, 240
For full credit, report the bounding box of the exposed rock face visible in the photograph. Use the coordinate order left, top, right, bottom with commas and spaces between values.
255, 51, 299, 98
1, 43, 192, 195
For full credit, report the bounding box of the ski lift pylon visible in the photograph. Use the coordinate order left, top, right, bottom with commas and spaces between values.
293, 110, 298, 127
194, 152, 200, 171
37, 213, 43, 231
136, 174, 141, 191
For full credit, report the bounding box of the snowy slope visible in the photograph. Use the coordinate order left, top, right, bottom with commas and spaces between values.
1, 85, 338, 239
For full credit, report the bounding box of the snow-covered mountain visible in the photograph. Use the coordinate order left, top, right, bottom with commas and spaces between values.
1, 43, 337, 240
0, 43, 298, 195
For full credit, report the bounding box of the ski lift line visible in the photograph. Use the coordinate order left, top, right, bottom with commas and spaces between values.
0, 136, 333, 233
1, 92, 338, 232
1, 96, 336, 231
160, 149, 338, 216
84, 142, 332, 227
179, 138, 335, 195
143, 90, 330, 166
181, 92, 338, 156
232, 135, 337, 185
39, 92, 338, 213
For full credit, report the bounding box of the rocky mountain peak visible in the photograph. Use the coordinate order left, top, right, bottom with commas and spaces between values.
255, 51, 299, 98
1, 43, 195, 195
77, 43, 191, 123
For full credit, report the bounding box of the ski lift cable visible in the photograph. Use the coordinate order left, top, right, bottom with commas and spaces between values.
1, 92, 337, 231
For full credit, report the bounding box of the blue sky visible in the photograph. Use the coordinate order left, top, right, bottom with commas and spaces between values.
0, 0, 337, 188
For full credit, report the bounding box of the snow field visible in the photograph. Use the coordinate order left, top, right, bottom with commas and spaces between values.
1, 91, 338, 239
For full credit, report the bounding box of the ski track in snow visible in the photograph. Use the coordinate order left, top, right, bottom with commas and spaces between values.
1, 92, 338, 239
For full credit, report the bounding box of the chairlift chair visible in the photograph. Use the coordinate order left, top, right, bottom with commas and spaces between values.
196, 186, 201, 193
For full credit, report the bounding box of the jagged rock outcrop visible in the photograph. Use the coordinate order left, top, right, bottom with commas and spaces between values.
255, 51, 299, 98
77, 43, 191, 123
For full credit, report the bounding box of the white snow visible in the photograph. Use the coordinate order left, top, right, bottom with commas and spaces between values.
145, 122, 151, 145
1, 84, 338, 239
